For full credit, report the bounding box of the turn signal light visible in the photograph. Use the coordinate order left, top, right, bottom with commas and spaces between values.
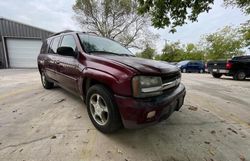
147, 111, 156, 119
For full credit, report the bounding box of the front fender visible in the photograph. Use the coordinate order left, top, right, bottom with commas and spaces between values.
79, 68, 133, 98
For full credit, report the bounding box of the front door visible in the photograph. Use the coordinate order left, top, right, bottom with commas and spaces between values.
55, 34, 79, 93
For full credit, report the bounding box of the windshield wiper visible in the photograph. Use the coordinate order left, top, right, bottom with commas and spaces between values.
119, 53, 136, 57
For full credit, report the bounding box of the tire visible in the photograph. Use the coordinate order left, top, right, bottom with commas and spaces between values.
212, 73, 222, 78
41, 72, 54, 89
182, 68, 186, 73
86, 84, 122, 133
233, 71, 246, 81
199, 69, 203, 73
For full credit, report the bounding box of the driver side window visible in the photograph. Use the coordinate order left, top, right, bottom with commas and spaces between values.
60, 35, 77, 53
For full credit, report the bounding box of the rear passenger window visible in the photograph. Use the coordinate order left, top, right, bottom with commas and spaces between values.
60, 35, 77, 51
40, 40, 49, 54
49, 37, 61, 54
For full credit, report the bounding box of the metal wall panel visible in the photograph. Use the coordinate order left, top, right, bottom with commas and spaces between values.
0, 18, 54, 68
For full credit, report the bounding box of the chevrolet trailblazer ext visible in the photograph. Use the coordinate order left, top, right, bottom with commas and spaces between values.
38, 30, 186, 133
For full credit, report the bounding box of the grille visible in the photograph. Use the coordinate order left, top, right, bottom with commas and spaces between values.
161, 72, 181, 84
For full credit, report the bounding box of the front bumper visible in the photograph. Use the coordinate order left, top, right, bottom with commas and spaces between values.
115, 83, 186, 129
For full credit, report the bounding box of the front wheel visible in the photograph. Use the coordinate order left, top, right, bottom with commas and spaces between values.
212, 73, 222, 78
233, 71, 246, 81
182, 68, 187, 73
86, 85, 122, 133
199, 69, 204, 73
41, 72, 54, 89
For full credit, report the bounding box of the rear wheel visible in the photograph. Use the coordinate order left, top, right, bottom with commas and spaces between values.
212, 73, 222, 78
86, 84, 122, 133
199, 69, 203, 73
233, 71, 246, 81
41, 72, 54, 89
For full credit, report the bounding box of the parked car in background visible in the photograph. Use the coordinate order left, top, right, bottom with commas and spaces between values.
177, 60, 205, 73
207, 56, 250, 80
168, 62, 178, 65
37, 30, 186, 133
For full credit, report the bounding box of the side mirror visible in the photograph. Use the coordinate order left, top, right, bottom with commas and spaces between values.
57, 47, 76, 57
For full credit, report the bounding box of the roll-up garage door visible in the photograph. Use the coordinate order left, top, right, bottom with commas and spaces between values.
6, 38, 42, 68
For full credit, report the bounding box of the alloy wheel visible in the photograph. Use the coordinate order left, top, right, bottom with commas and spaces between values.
89, 94, 109, 126
41, 73, 46, 87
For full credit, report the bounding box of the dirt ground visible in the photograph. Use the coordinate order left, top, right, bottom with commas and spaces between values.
0, 69, 249, 161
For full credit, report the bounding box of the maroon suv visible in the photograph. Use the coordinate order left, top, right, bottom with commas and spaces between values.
37, 30, 186, 133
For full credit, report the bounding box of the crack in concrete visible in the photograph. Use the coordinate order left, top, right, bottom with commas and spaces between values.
0, 128, 94, 152
0, 132, 63, 152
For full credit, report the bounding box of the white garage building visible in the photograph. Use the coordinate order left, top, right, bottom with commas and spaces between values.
0, 17, 53, 68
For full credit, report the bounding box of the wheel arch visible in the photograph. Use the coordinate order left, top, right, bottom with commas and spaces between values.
80, 68, 118, 101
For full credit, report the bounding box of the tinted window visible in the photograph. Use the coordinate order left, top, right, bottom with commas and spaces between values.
233, 56, 250, 61
60, 35, 77, 51
40, 40, 49, 54
49, 37, 61, 54
194, 62, 201, 65
177, 61, 189, 66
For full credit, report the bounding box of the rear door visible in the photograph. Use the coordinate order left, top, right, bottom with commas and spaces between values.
44, 36, 61, 81
245, 57, 250, 75
193, 62, 201, 72
232, 56, 250, 76
56, 34, 79, 93
186, 62, 195, 72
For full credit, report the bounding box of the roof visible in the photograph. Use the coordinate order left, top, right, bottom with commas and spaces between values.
0, 17, 55, 34
48, 30, 98, 38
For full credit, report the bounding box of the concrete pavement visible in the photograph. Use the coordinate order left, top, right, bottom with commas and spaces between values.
0, 69, 249, 161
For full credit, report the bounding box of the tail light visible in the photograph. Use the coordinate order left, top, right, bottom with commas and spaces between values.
226, 61, 232, 70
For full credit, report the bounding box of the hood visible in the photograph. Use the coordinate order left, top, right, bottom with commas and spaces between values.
97, 55, 180, 74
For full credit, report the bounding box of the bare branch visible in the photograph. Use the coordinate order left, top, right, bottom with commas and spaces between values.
73, 0, 157, 49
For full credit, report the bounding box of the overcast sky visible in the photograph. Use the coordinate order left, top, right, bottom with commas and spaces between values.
0, 0, 249, 53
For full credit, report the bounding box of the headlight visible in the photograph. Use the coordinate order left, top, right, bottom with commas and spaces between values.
132, 76, 163, 98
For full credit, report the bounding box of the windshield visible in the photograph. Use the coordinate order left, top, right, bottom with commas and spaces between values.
177, 60, 189, 66
79, 34, 134, 56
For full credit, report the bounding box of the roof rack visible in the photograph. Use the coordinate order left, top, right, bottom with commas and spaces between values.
83, 31, 98, 36
50, 30, 74, 37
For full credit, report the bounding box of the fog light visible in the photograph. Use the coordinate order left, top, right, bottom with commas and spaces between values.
147, 111, 156, 119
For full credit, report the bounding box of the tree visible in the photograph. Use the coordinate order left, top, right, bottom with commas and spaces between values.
183, 43, 204, 60
201, 26, 245, 60
224, 0, 250, 14
160, 42, 185, 61
155, 42, 205, 62
137, 0, 249, 32
136, 44, 156, 59
73, 0, 156, 49
239, 20, 250, 47
137, 0, 213, 32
